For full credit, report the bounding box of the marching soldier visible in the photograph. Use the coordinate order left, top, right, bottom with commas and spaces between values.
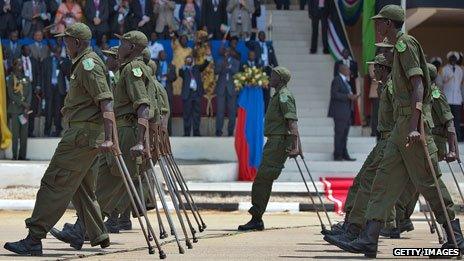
238, 66, 302, 231
334, 5, 463, 257
7, 58, 33, 161
4, 23, 114, 256
142, 47, 157, 78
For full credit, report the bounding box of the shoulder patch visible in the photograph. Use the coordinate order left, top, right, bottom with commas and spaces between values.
82, 58, 95, 71
395, 40, 406, 53
388, 82, 393, 95
279, 92, 290, 103
132, 67, 143, 77
432, 88, 441, 99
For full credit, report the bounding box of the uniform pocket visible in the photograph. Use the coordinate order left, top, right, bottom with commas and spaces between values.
41, 166, 72, 189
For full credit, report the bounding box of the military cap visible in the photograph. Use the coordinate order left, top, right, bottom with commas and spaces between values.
273, 66, 291, 85
102, 46, 119, 57
142, 47, 151, 61
116, 31, 148, 47
55, 23, 92, 40
375, 37, 394, 48
427, 63, 437, 79
371, 4, 405, 22
366, 53, 392, 68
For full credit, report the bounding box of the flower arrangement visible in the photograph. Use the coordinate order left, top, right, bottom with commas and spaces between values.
233, 66, 269, 91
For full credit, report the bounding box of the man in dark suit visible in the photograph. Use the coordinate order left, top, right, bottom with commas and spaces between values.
241, 50, 262, 70
42, 45, 64, 137
84, 0, 109, 41
200, 0, 227, 40
4, 30, 22, 68
246, 31, 278, 111
179, 55, 210, 136
274, 0, 289, 10
215, 47, 240, 137
155, 50, 177, 134
333, 48, 359, 94
328, 64, 357, 161
0, 0, 22, 38
29, 30, 50, 63
21, 0, 50, 38
20, 45, 41, 137
126, 0, 154, 36
308, 0, 331, 54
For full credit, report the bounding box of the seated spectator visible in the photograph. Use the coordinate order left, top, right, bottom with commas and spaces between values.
4, 30, 22, 68
227, 0, 254, 40
153, 0, 177, 39
148, 32, 164, 60
0, 0, 21, 39
172, 33, 192, 95
85, 0, 109, 41
215, 47, 240, 137
241, 50, 262, 70
179, 0, 200, 41
109, 0, 129, 35
156, 50, 177, 134
43, 45, 64, 137
200, 0, 227, 40
29, 30, 50, 63
21, 0, 50, 38
53, 0, 83, 34
179, 55, 209, 136
45, 0, 60, 23
126, 0, 153, 36
7, 58, 33, 160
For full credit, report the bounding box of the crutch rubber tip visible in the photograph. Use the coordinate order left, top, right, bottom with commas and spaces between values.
159, 250, 167, 259
430, 228, 435, 234
193, 238, 198, 243
199, 227, 204, 232
171, 230, 175, 236
148, 235, 154, 241
202, 224, 207, 230
148, 247, 155, 255
179, 247, 185, 254
187, 242, 193, 249
160, 232, 168, 239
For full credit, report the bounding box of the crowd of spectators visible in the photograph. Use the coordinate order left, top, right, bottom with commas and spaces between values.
1, 0, 278, 144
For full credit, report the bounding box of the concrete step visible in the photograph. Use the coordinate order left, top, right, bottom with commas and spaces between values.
299, 126, 363, 137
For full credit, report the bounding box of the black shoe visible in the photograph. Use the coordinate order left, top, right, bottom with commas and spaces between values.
92, 238, 110, 249
4, 234, 42, 256
237, 218, 264, 231
310, 49, 317, 54
334, 157, 344, 161
324, 223, 361, 245
398, 219, 414, 233
105, 213, 120, 234
343, 156, 356, 161
322, 221, 346, 236
118, 209, 132, 231
333, 220, 382, 258
323, 48, 330, 54
380, 226, 400, 239
442, 219, 464, 251
49, 227, 84, 250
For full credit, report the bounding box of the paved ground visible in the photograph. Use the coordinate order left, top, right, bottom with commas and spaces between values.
0, 210, 454, 260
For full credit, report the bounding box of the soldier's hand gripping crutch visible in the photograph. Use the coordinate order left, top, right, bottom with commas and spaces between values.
418, 117, 459, 252
163, 128, 207, 231
160, 126, 204, 234
157, 125, 198, 244
145, 122, 186, 253
105, 112, 166, 259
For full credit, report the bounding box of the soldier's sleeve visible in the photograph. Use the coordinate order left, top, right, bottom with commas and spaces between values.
82, 61, 113, 105
398, 38, 423, 80
434, 89, 454, 125
125, 65, 151, 111
279, 91, 298, 121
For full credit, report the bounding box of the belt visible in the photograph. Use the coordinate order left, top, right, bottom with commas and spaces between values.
380, 131, 391, 140
68, 121, 102, 130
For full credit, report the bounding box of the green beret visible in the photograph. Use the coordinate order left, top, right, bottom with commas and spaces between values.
367, 53, 392, 68
142, 47, 151, 61
102, 46, 119, 57
427, 63, 437, 79
55, 23, 92, 41
371, 4, 405, 22
273, 66, 291, 85
116, 30, 148, 47
375, 37, 394, 48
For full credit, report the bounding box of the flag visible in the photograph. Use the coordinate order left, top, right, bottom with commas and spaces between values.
0, 43, 12, 150
234, 87, 265, 181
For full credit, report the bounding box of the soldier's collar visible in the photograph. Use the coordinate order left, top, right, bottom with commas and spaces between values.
396, 31, 404, 39
120, 55, 143, 67
72, 47, 92, 65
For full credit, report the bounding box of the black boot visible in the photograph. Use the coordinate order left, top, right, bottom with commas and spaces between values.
4, 234, 42, 256
324, 223, 361, 246
442, 219, 464, 251
323, 221, 348, 236
119, 208, 132, 231
50, 219, 85, 250
333, 220, 382, 258
398, 219, 414, 233
105, 212, 120, 234
237, 217, 264, 231
380, 221, 400, 239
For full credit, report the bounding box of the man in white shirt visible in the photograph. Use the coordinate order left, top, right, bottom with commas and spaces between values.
442, 51, 464, 140
148, 32, 164, 60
